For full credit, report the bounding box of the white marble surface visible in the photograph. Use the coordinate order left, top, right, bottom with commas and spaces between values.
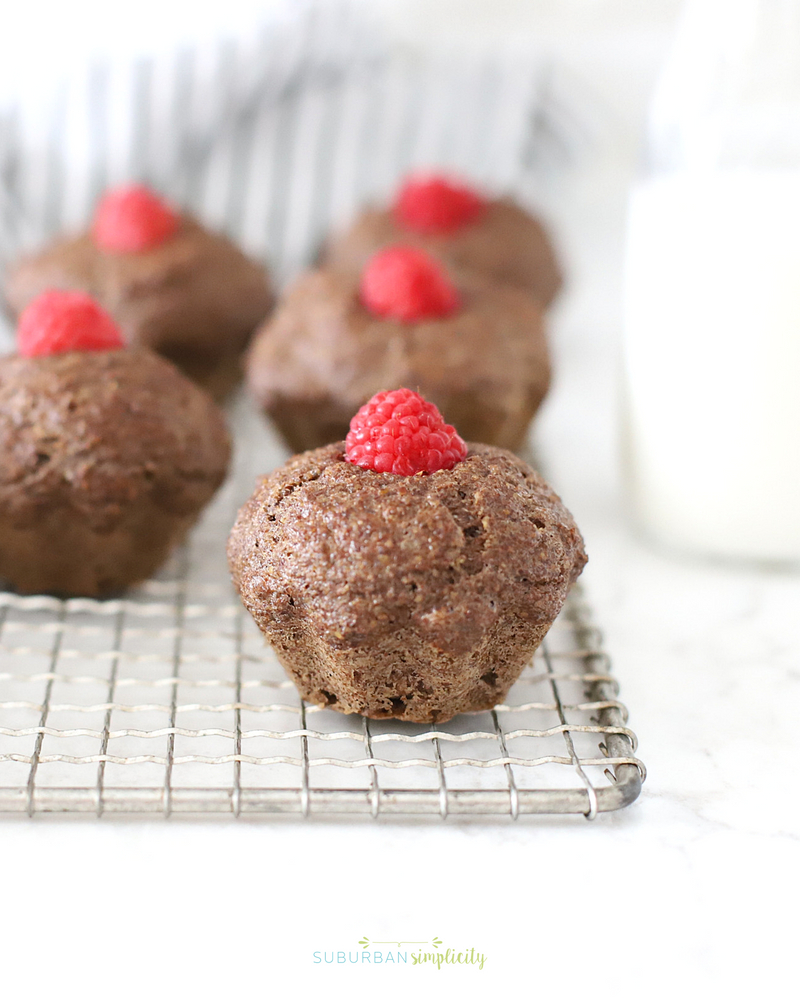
2, 3, 798, 997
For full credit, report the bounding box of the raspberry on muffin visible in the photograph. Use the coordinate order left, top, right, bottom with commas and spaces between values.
17, 289, 126, 356
3, 183, 273, 399
323, 172, 563, 306
228, 389, 586, 723
0, 292, 230, 596
92, 184, 180, 253
345, 387, 467, 475
360, 246, 459, 321
246, 246, 551, 454
395, 174, 485, 233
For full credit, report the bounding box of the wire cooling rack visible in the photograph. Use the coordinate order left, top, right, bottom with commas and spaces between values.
0, 9, 644, 817
0, 395, 644, 820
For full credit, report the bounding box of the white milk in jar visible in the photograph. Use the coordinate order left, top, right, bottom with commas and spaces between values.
623, 170, 800, 561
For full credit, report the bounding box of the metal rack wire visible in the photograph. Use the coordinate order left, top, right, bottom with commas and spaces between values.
0, 397, 644, 820
0, 12, 644, 818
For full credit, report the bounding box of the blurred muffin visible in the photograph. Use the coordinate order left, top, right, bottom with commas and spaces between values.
322, 173, 562, 306
0, 291, 230, 596
246, 246, 551, 453
3, 184, 273, 399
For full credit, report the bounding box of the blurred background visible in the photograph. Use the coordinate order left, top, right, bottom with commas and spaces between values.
3, 0, 798, 570
0, 0, 683, 312
0, 0, 685, 541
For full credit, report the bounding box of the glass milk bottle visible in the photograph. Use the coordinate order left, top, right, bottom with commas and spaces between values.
622, 0, 800, 562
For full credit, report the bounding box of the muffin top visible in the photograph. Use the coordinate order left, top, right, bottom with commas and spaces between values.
228, 441, 586, 658
0, 348, 231, 531
4, 216, 273, 354
246, 265, 550, 421
323, 197, 562, 305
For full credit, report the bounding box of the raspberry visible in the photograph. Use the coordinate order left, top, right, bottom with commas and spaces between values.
17, 290, 125, 358
345, 388, 468, 476
394, 174, 485, 234
92, 184, 179, 253
360, 246, 459, 322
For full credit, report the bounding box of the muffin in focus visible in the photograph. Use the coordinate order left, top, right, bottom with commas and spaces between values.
228, 389, 586, 723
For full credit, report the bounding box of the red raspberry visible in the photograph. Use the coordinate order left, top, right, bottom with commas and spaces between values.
92, 184, 179, 253
360, 246, 459, 322
394, 174, 485, 234
17, 290, 125, 358
345, 388, 468, 476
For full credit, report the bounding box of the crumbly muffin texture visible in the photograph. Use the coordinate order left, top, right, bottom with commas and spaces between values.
0, 349, 230, 596
3, 217, 272, 399
228, 442, 586, 722
246, 267, 551, 454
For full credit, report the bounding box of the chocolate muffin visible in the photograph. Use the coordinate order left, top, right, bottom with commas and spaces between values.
246, 253, 551, 453
228, 389, 586, 723
0, 347, 231, 596
3, 185, 273, 399
322, 174, 562, 306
